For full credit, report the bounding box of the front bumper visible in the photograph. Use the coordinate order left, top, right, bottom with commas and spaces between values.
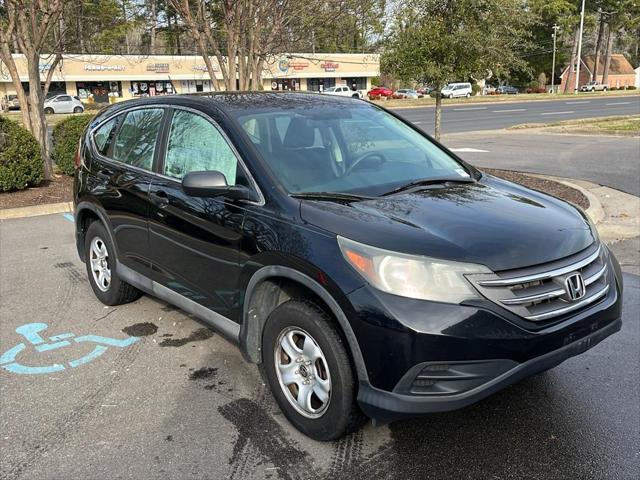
357, 317, 621, 422
348, 251, 623, 422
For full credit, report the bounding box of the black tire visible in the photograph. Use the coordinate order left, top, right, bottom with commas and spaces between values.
73, 106, 84, 113
84, 221, 142, 306
44, 107, 54, 114
262, 299, 366, 440
351, 93, 359, 98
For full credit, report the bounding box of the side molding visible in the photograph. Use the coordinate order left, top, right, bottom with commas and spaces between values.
241, 266, 369, 383
117, 261, 240, 343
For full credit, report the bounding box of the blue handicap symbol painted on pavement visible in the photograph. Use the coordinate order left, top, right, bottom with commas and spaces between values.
0, 322, 140, 375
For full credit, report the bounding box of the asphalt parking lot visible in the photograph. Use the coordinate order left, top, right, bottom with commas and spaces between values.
1, 213, 638, 480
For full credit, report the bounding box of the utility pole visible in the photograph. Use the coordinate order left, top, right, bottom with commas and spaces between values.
574, 0, 586, 93
551, 24, 560, 93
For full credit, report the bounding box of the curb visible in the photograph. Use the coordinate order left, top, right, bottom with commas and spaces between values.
0, 201, 72, 220
532, 174, 639, 245
375, 93, 639, 110
531, 174, 605, 225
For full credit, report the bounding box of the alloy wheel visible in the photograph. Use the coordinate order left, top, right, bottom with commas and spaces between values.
89, 236, 111, 292
274, 327, 331, 418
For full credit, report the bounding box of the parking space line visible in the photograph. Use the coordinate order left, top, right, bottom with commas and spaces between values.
492, 109, 526, 113
62, 213, 74, 223
605, 102, 631, 106
450, 147, 489, 153
453, 107, 488, 111
541, 111, 574, 115
566, 101, 591, 104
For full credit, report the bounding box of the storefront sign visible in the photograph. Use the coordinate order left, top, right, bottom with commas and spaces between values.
192, 65, 219, 72
278, 58, 309, 73
146, 63, 170, 73
84, 64, 125, 71
320, 62, 339, 72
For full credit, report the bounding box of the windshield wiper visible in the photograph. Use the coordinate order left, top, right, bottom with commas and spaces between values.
381, 177, 475, 197
290, 191, 375, 203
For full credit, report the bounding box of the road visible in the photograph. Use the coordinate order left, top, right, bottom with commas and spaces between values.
1, 213, 638, 480
443, 131, 640, 196
392, 95, 640, 134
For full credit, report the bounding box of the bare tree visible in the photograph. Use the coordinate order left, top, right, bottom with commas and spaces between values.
0, 0, 65, 181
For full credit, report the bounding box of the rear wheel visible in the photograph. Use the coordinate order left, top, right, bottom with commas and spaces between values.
602, 87, 607, 92
84, 221, 142, 306
73, 106, 84, 113
262, 300, 366, 441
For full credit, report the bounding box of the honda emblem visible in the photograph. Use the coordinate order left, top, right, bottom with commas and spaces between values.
565, 273, 586, 301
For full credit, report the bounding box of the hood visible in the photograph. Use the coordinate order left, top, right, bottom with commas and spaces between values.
300, 175, 596, 272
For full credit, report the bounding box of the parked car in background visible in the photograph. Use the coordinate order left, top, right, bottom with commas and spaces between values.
496, 85, 519, 95
580, 81, 609, 92
392, 89, 420, 99
417, 86, 434, 95
441, 82, 472, 98
44, 94, 85, 114
74, 92, 623, 441
367, 86, 394, 99
6, 94, 20, 110
321, 86, 363, 99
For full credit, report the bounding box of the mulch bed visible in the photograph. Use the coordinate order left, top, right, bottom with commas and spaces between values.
0, 170, 589, 212
0, 175, 74, 210
484, 168, 590, 210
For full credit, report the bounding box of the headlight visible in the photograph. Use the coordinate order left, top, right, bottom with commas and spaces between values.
338, 236, 491, 303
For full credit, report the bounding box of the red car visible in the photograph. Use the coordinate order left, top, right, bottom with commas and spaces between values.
367, 87, 394, 99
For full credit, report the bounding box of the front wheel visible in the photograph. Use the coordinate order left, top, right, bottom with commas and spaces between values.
44, 107, 54, 114
448, 94, 454, 99
262, 300, 366, 441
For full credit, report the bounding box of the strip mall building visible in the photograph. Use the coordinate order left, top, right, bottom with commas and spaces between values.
0, 53, 379, 103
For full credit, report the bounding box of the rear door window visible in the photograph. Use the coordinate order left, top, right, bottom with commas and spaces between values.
112, 108, 164, 170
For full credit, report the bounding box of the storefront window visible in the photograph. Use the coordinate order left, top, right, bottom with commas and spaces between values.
306, 78, 336, 92
343, 77, 367, 91
76, 81, 121, 103
181, 80, 215, 93
270, 79, 300, 91
130, 81, 175, 96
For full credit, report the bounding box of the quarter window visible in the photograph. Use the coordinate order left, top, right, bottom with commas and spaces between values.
112, 108, 164, 170
93, 117, 119, 155
164, 110, 238, 184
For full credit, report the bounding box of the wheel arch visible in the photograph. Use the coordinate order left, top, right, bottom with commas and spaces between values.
74, 201, 117, 262
240, 266, 369, 383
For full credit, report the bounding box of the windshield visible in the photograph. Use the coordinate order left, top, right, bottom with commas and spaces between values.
233, 102, 472, 196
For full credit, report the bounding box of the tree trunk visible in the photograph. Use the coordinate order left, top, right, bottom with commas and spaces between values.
592, 16, 605, 82
149, 0, 157, 54
25, 53, 52, 180
564, 26, 580, 94
602, 26, 614, 85
434, 91, 442, 141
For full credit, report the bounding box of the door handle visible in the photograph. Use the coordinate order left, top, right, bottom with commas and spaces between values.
150, 190, 170, 208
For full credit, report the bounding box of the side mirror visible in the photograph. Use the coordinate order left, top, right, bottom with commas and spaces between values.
181, 170, 258, 202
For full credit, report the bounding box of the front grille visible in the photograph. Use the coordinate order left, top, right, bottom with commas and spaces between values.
469, 244, 609, 322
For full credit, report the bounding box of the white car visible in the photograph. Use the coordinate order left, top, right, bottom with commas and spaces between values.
44, 95, 85, 114
394, 89, 420, 99
441, 82, 473, 99
321, 86, 363, 98
580, 81, 609, 92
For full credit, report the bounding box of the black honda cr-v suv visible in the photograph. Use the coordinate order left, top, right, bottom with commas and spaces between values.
74, 93, 623, 440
